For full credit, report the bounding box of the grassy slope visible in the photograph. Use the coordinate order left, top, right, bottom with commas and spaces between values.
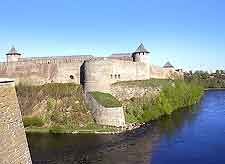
16, 83, 96, 130
90, 91, 122, 108
16, 80, 204, 133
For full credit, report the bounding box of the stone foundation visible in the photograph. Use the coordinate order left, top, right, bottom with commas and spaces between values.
0, 79, 32, 164
85, 93, 125, 127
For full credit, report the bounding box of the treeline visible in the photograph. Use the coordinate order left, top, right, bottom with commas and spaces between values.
125, 80, 204, 123
185, 70, 225, 88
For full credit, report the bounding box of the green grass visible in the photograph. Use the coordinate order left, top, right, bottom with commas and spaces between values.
90, 91, 122, 108
17, 83, 95, 129
23, 117, 44, 127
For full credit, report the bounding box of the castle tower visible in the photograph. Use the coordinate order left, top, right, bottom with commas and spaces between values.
6, 46, 22, 63
163, 61, 175, 70
132, 43, 150, 63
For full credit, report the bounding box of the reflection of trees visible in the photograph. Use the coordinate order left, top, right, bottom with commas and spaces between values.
156, 104, 202, 139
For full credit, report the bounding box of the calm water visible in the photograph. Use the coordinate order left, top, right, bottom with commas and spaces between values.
27, 90, 225, 164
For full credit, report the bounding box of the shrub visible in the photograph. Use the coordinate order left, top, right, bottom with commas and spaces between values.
23, 117, 44, 127
124, 80, 204, 123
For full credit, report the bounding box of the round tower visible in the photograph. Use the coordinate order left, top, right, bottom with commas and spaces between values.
132, 43, 150, 63
6, 46, 22, 63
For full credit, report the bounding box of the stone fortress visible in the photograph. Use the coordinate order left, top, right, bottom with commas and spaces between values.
0, 43, 183, 93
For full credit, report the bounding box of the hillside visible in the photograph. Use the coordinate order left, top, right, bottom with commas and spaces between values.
112, 79, 204, 124
15, 80, 204, 133
16, 83, 95, 130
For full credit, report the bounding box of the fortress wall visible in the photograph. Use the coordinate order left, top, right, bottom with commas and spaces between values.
84, 60, 112, 92
0, 79, 32, 164
85, 92, 125, 127
0, 60, 85, 85
0, 62, 56, 85
111, 60, 150, 82
149, 65, 165, 79
84, 59, 150, 92
52, 61, 83, 84
150, 65, 183, 79
18, 55, 93, 64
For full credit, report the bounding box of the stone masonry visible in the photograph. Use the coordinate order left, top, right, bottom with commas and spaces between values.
0, 44, 183, 90
0, 79, 32, 164
85, 93, 125, 127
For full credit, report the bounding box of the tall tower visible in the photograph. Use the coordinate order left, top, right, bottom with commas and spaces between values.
132, 43, 150, 63
6, 46, 22, 63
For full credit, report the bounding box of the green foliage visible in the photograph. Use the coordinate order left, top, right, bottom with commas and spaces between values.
47, 98, 56, 111
124, 80, 204, 123
185, 70, 225, 88
23, 117, 44, 127
17, 83, 95, 130
90, 91, 122, 107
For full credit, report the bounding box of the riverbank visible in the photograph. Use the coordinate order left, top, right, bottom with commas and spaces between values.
19, 80, 204, 134
122, 80, 204, 124
25, 127, 125, 134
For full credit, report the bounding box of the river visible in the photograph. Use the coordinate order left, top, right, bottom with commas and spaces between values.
27, 90, 225, 164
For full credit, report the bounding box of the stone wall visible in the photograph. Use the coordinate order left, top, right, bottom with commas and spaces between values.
0, 60, 84, 85
0, 57, 183, 91
83, 59, 150, 92
150, 64, 183, 79
85, 93, 125, 127
111, 84, 160, 101
0, 79, 32, 164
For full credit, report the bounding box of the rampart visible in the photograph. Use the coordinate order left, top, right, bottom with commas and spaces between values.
0, 59, 85, 85
85, 92, 125, 127
0, 44, 183, 92
83, 59, 150, 92
0, 79, 32, 164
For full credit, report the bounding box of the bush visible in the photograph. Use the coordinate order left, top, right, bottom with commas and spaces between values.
23, 117, 44, 127
124, 80, 204, 123
90, 92, 122, 107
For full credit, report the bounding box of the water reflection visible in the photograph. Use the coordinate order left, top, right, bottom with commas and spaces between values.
27, 91, 224, 164
151, 90, 225, 164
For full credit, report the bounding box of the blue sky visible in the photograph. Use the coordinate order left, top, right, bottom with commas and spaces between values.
0, 0, 224, 71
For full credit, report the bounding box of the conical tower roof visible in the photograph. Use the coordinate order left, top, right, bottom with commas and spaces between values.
133, 43, 149, 53
6, 46, 21, 55
163, 61, 174, 68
